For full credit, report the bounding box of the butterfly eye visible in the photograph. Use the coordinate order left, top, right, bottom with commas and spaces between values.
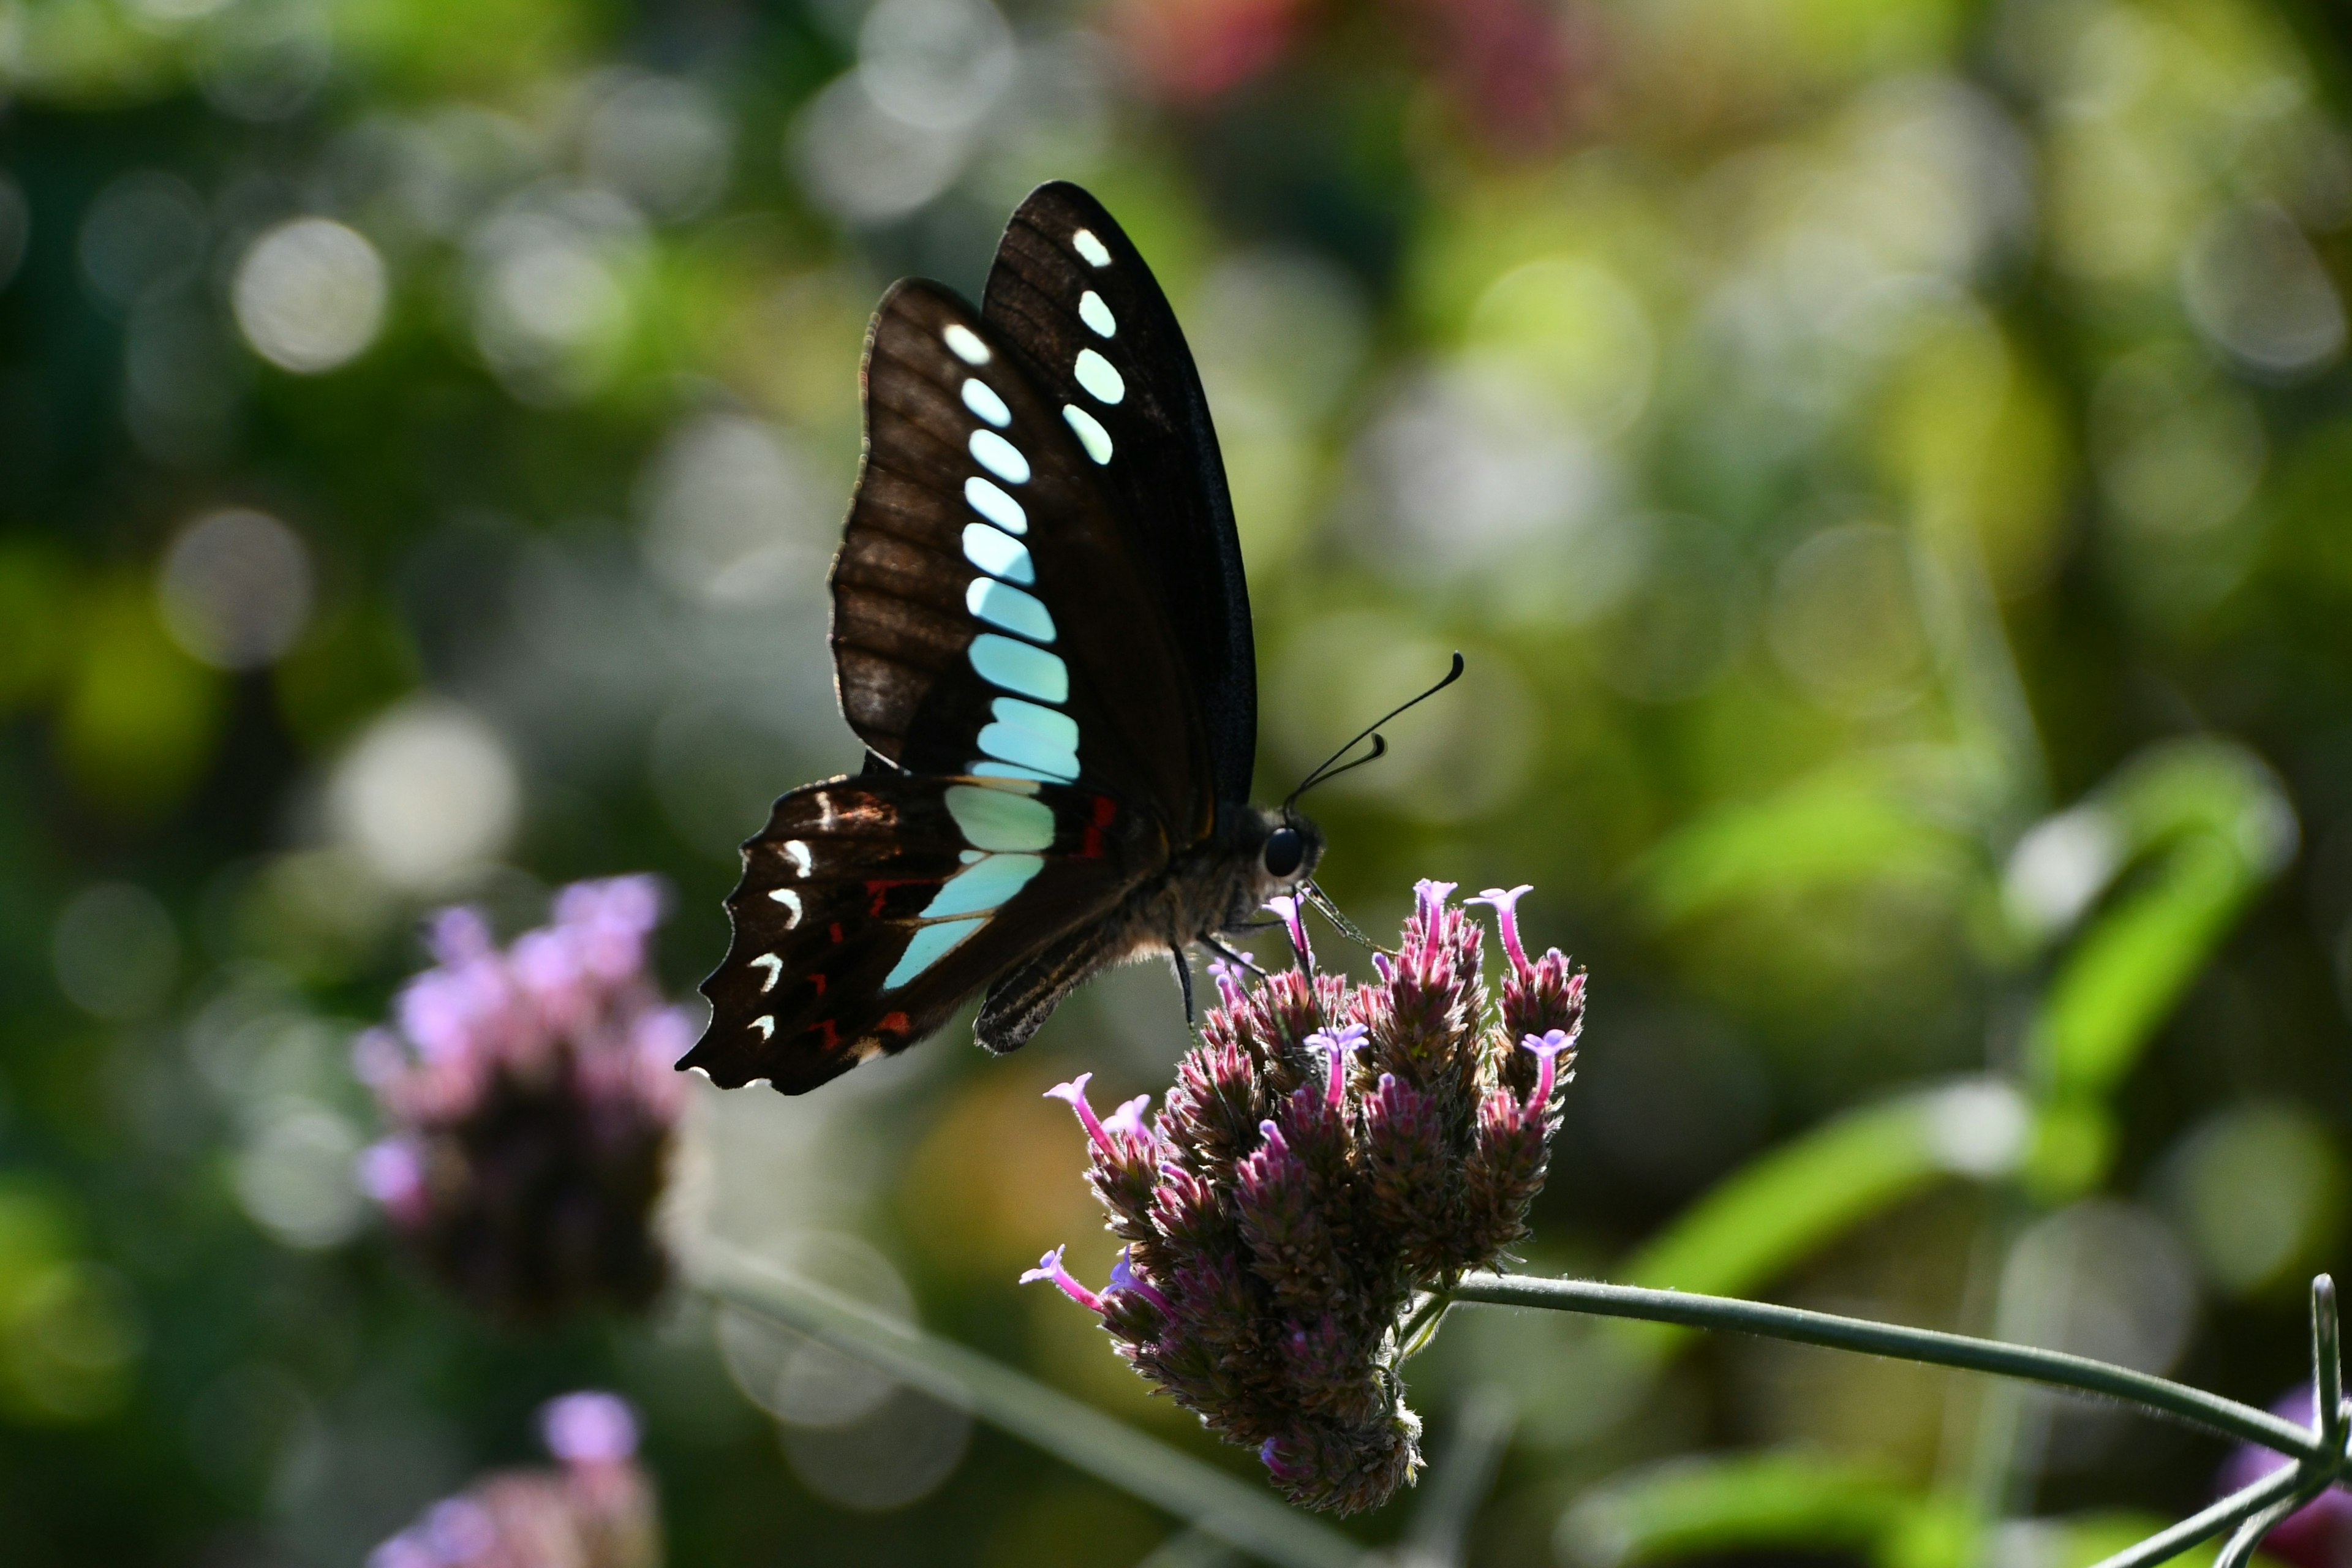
1262, 827, 1305, 880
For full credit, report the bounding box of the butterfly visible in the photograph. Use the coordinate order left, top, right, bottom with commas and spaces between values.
678, 182, 1333, 1095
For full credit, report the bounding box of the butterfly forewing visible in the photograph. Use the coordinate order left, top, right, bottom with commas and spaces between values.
688, 273, 1224, 1091
982, 182, 1258, 807
831, 280, 1211, 824
684, 772, 1167, 1093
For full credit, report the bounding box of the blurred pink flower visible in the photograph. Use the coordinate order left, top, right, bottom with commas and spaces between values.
1110, 0, 1311, 101
369, 1392, 660, 1568
355, 876, 687, 1321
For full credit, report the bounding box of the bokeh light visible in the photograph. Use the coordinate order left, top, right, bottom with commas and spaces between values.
326, 699, 521, 891
51, 882, 179, 1020
232, 217, 388, 373
156, 508, 314, 669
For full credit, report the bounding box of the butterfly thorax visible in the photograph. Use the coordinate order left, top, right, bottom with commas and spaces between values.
1136, 801, 1325, 954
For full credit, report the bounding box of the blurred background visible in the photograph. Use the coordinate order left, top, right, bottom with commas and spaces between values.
7, 0, 2352, 1562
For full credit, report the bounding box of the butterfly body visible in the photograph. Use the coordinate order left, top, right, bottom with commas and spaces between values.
680, 184, 1320, 1096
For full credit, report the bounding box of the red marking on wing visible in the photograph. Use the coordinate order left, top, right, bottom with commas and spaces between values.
828, 922, 845, 944
809, 973, 827, 997
812, 1019, 840, 1050
1081, 794, 1117, 858
879, 1011, 910, 1034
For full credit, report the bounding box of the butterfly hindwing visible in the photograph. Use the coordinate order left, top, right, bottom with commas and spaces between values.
831, 279, 1214, 835
982, 182, 1258, 807
684, 771, 1168, 1093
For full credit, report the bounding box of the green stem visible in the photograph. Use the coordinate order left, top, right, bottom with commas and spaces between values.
2087, 1464, 2306, 1568
688, 1242, 1368, 1568
1451, 1272, 2316, 1459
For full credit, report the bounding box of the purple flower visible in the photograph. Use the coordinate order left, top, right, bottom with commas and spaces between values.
1035, 877, 1586, 1515
371, 1389, 660, 1568
1046, 1073, 1119, 1157
1266, 893, 1314, 968
1020, 1245, 1107, 1313
355, 877, 685, 1322
1520, 1029, 1576, 1109
541, 1392, 639, 1466
1306, 1025, 1368, 1109
1468, 885, 1534, 971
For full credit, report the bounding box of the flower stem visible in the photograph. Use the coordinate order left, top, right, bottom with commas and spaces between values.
1450, 1272, 2317, 1459
688, 1241, 1368, 1568
2089, 1464, 2305, 1568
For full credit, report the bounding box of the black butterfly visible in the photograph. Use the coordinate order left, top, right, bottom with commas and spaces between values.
678, 182, 1330, 1095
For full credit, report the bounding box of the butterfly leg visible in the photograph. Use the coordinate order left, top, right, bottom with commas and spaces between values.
1200, 935, 1270, 979
1169, 945, 1196, 1027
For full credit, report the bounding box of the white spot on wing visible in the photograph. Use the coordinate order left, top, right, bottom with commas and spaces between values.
750, 1015, 776, 1039
1072, 228, 1111, 267
751, 952, 784, 992
768, 888, 804, 927
1078, 290, 1115, 337
965, 476, 1027, 533
970, 429, 1031, 484
1074, 347, 1124, 404
961, 378, 1011, 428
944, 323, 991, 364
1064, 404, 1113, 464
780, 840, 812, 876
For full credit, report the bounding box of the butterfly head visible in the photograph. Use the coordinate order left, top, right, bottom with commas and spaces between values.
1235, 803, 1324, 906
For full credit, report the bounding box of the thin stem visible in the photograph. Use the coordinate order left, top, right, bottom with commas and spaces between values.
2087, 1464, 2307, 1568
2217, 1492, 2307, 1568
689, 1242, 1367, 1568
1394, 1290, 1453, 1362
2315, 1275, 2342, 1455
1452, 1272, 2316, 1459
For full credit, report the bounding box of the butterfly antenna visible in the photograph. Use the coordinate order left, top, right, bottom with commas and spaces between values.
1285, 652, 1466, 807
1303, 882, 1379, 951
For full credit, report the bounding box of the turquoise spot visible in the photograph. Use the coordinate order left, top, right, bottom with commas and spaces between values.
919, 853, 1044, 919
884, 917, 986, 989
946, 783, 1057, 851
1079, 290, 1115, 335
968, 634, 1067, 702
965, 477, 1026, 533
1074, 348, 1125, 405
1063, 405, 1112, 464
961, 378, 1011, 428
970, 761, 1064, 783
967, 578, 1055, 643
1072, 230, 1111, 268
961, 523, 1033, 585
970, 429, 1030, 484
978, 718, 1078, 780
991, 696, 1077, 751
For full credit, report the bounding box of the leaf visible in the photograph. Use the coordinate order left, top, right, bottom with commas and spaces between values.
1555, 1452, 1917, 1568
1631, 761, 1983, 929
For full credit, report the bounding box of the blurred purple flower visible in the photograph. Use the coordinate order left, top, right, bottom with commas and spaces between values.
354, 876, 687, 1322
2220, 1385, 2352, 1568
369, 1390, 658, 1568
1023, 879, 1586, 1515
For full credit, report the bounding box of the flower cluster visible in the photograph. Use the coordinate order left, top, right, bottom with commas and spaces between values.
368, 1392, 660, 1568
1025, 880, 1586, 1514
355, 876, 688, 1322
